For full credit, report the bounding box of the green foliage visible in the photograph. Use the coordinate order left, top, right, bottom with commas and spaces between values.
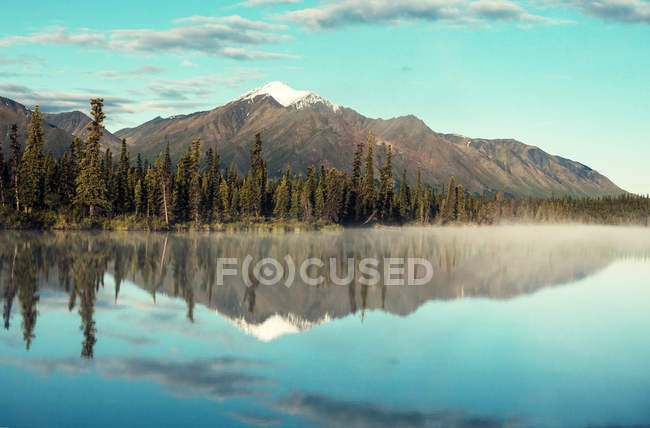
19, 106, 45, 212
75, 99, 109, 217
0, 99, 647, 230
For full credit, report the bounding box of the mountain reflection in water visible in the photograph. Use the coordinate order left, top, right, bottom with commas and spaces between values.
1, 226, 650, 427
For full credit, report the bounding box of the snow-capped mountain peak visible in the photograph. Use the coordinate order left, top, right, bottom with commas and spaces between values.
237, 81, 339, 112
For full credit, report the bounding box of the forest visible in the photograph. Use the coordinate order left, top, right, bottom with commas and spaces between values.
0, 98, 648, 230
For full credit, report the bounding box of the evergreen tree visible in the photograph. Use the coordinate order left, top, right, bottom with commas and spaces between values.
134, 180, 143, 216
274, 173, 291, 219
377, 145, 394, 222
444, 176, 457, 222
154, 143, 172, 225
289, 176, 302, 220
19, 106, 46, 212
0, 143, 6, 208
144, 166, 156, 217
117, 139, 131, 213
219, 177, 230, 220
189, 137, 202, 224
398, 169, 410, 222
43, 152, 58, 210
348, 139, 364, 221
8, 124, 21, 211
104, 148, 116, 215
172, 147, 192, 222
248, 133, 265, 217
360, 132, 377, 220
455, 184, 465, 221
75, 99, 109, 218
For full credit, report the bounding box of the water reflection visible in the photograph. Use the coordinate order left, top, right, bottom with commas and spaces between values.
2, 226, 650, 354
1, 226, 650, 427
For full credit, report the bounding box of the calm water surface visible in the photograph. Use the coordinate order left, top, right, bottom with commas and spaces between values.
1, 226, 649, 427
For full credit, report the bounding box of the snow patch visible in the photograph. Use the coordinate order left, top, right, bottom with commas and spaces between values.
226, 312, 331, 342
238, 81, 339, 112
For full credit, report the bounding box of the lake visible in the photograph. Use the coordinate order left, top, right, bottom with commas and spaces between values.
1, 226, 649, 427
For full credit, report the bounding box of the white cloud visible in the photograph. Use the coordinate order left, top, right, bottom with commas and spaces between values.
236, 0, 301, 6
281, 0, 570, 30
0, 16, 294, 60
571, 0, 650, 23
0, 82, 136, 114
97, 65, 167, 80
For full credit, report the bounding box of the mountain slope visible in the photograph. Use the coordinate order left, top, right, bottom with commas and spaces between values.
1, 97, 76, 155
118, 82, 621, 197
43, 110, 122, 152
1, 97, 122, 154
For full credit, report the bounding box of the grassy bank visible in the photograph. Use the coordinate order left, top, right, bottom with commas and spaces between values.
0, 208, 341, 232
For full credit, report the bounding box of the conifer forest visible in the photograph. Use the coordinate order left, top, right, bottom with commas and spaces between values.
1, 99, 648, 230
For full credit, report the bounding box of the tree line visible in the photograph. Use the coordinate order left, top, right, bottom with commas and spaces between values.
1, 98, 647, 229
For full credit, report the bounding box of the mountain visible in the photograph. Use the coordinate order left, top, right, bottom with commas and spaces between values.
0, 97, 122, 154
43, 110, 122, 151
115, 82, 623, 198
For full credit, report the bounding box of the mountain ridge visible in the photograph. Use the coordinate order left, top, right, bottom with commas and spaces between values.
2, 84, 624, 198
0, 96, 123, 155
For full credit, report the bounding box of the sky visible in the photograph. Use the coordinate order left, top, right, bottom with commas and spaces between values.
0, 0, 648, 194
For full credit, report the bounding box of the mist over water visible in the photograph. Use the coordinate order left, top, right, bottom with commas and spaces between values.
1, 226, 649, 427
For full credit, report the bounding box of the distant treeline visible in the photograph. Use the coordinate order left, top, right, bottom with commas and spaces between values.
0, 98, 648, 229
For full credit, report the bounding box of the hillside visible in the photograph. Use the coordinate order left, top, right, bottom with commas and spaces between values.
116, 82, 623, 198
0, 97, 122, 155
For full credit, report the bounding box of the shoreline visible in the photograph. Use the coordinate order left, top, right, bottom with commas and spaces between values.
0, 210, 647, 232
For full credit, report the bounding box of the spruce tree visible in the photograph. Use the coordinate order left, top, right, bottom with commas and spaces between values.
19, 106, 46, 212
274, 173, 291, 219
248, 133, 265, 217
75, 99, 109, 218
444, 176, 457, 222
144, 166, 156, 217
348, 139, 364, 221
117, 139, 131, 213
42, 152, 58, 210
219, 178, 230, 220
210, 147, 221, 219
360, 132, 377, 220
378, 145, 393, 221
8, 124, 21, 210
398, 169, 410, 222
189, 138, 202, 224
0, 144, 5, 208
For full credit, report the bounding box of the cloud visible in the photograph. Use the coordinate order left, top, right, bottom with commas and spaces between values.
225, 411, 282, 426
0, 28, 108, 49
571, 0, 650, 23
2, 356, 270, 401
236, 0, 301, 6
97, 65, 167, 80
174, 15, 288, 31
128, 68, 266, 104
0, 82, 136, 115
100, 357, 269, 401
281, 0, 568, 30
0, 16, 294, 60
275, 392, 526, 428
0, 53, 42, 66
181, 59, 197, 67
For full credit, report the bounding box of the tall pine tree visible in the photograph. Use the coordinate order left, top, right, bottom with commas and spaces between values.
19, 107, 46, 212
75, 99, 109, 217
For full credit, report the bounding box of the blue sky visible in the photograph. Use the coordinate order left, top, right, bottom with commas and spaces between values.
0, 0, 648, 193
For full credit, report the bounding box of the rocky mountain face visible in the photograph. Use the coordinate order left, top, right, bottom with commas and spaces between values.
43, 110, 122, 152
115, 82, 623, 198
0, 97, 122, 154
